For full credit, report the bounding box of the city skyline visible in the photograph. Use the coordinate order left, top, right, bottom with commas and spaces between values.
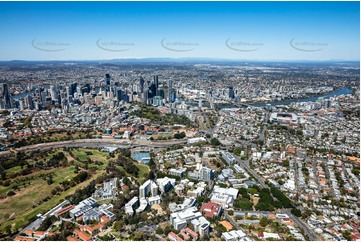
0, 1, 359, 61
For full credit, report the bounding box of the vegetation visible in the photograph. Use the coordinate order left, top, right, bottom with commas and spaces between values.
174, 132, 186, 139
234, 198, 253, 210
270, 187, 294, 209
133, 105, 194, 127
0, 148, 110, 238
210, 138, 221, 146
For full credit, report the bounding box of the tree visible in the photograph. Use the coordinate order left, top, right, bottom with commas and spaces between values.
259, 217, 269, 227
156, 227, 164, 235
234, 198, 253, 210
211, 138, 221, 146
282, 159, 289, 167
239, 188, 250, 199
7, 190, 16, 196
255, 202, 274, 211
291, 208, 302, 217
248, 188, 258, 195
174, 132, 186, 139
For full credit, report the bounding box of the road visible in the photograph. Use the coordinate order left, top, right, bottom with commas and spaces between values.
228, 208, 318, 241
281, 209, 318, 241
0, 138, 187, 157
236, 156, 268, 188
224, 211, 241, 230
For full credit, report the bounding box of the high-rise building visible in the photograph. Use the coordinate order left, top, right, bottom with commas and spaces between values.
25, 95, 34, 110
167, 80, 173, 103
139, 77, 145, 95
199, 167, 214, 182
105, 74, 111, 86
18, 100, 24, 111
228, 87, 235, 99
153, 76, 159, 89
115, 88, 123, 101
70, 82, 77, 96
139, 180, 158, 198
49, 85, 59, 101
2, 83, 12, 109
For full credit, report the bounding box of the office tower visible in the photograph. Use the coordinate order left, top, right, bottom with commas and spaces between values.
40, 91, 47, 104
49, 85, 59, 101
2, 83, 12, 109
81, 83, 91, 95
153, 76, 159, 90
158, 89, 165, 99
116, 88, 123, 101
18, 100, 24, 111
198, 99, 202, 108
167, 80, 173, 103
139, 77, 145, 94
105, 74, 111, 86
25, 95, 34, 110
34, 101, 39, 111
148, 83, 156, 99
70, 82, 77, 96
228, 86, 235, 99
66, 86, 71, 101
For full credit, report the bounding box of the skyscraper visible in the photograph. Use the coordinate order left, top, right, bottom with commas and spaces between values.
2, 83, 12, 109
116, 88, 123, 101
228, 86, 235, 99
49, 85, 59, 101
167, 80, 173, 103
154, 75, 159, 89
105, 74, 111, 86
139, 77, 145, 95
25, 95, 34, 110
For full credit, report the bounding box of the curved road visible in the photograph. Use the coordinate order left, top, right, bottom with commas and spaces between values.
0, 138, 187, 156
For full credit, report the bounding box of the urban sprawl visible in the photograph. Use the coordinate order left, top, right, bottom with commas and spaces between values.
0, 61, 359, 241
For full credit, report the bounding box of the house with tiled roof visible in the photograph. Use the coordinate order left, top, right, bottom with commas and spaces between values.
200, 201, 222, 218
74, 230, 92, 241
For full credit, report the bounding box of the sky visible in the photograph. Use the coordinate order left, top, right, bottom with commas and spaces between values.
0, 1, 359, 61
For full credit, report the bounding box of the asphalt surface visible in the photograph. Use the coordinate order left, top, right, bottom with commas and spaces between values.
0, 138, 187, 156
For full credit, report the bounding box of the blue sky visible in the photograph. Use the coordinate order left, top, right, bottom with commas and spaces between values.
0, 1, 359, 61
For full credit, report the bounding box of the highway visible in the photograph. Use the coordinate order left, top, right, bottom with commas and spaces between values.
0, 138, 187, 157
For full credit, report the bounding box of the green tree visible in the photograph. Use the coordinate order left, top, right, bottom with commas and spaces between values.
291, 208, 302, 217
234, 198, 253, 210
211, 138, 221, 146
259, 217, 270, 227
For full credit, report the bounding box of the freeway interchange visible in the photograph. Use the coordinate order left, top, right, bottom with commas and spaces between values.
0, 138, 187, 157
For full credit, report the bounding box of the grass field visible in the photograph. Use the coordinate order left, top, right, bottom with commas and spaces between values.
0, 148, 110, 233
135, 163, 150, 184
5, 166, 22, 175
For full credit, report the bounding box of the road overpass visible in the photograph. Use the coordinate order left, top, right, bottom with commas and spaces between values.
0, 138, 187, 157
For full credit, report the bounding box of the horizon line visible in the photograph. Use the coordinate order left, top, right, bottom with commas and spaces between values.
0, 57, 359, 63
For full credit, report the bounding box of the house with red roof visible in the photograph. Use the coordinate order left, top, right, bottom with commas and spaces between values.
168, 232, 184, 241
200, 201, 222, 218
74, 230, 92, 241
66, 236, 80, 241
13, 236, 36, 241
184, 227, 198, 239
